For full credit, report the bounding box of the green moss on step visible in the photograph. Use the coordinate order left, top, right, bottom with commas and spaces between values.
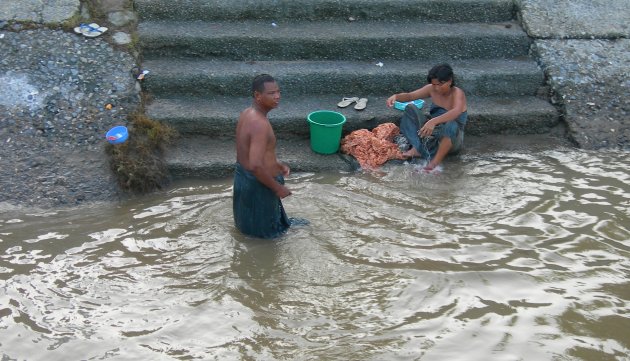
105, 112, 178, 193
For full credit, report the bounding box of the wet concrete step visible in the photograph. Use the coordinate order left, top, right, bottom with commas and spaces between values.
135, 0, 515, 23
164, 132, 572, 179
142, 58, 544, 98
147, 95, 559, 137
164, 136, 358, 179
138, 20, 529, 60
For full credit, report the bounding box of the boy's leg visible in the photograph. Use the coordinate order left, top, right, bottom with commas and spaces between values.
426, 137, 452, 169
399, 105, 428, 158
425, 121, 459, 169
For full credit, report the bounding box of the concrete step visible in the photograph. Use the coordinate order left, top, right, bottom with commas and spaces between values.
164, 136, 358, 179
142, 58, 544, 98
135, 0, 515, 23
147, 95, 559, 137
164, 132, 572, 179
138, 20, 529, 60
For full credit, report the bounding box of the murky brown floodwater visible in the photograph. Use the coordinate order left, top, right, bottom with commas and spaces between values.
1, 147, 629, 360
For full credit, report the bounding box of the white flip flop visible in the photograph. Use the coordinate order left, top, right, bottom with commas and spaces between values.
354, 98, 368, 110
337, 97, 359, 108
74, 23, 108, 38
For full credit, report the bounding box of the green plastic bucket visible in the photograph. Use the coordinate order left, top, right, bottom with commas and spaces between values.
307, 111, 347, 154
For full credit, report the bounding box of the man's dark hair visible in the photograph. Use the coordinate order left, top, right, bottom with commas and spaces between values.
252, 74, 276, 96
427, 64, 455, 87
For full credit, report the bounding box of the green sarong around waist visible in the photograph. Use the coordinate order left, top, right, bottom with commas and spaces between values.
233, 163, 290, 239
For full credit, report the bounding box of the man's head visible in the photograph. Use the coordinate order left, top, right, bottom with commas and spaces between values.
252, 74, 280, 110
427, 64, 455, 91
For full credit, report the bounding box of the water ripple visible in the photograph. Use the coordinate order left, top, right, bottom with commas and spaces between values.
0, 150, 629, 360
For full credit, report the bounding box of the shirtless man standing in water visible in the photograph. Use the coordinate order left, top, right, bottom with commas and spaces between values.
386, 64, 468, 170
233, 74, 292, 238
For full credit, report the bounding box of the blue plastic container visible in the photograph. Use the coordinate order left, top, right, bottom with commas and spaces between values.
394, 99, 424, 111
106, 125, 128, 144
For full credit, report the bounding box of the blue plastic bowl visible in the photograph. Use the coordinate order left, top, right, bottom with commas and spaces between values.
394, 99, 425, 111
105, 125, 128, 144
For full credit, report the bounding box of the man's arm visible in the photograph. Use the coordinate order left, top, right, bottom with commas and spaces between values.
247, 123, 291, 198
278, 162, 290, 177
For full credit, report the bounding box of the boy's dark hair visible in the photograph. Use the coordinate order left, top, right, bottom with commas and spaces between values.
427, 64, 455, 87
252, 74, 276, 96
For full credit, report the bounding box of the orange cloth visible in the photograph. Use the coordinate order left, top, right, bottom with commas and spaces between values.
340, 123, 404, 169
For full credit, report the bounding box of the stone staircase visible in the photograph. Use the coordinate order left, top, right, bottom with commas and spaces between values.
135, 0, 560, 178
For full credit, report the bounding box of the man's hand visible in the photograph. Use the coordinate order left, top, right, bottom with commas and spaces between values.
276, 185, 292, 199
280, 163, 290, 177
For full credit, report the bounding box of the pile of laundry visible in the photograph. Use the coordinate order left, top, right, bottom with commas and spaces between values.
340, 123, 406, 169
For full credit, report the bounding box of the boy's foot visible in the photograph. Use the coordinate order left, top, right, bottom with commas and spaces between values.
423, 161, 440, 171
419, 162, 442, 174
402, 147, 421, 158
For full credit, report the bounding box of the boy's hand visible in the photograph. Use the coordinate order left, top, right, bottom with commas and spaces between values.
386, 95, 396, 108
419, 120, 436, 137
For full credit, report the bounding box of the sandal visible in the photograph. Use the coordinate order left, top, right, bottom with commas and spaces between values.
354, 98, 368, 110
74, 23, 108, 38
337, 97, 359, 108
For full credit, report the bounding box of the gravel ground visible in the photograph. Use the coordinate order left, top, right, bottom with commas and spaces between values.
517, 0, 630, 39
0, 28, 140, 209
534, 39, 630, 149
